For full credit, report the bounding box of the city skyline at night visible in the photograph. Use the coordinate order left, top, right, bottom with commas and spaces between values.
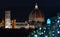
0, 0, 60, 37
0, 3, 45, 29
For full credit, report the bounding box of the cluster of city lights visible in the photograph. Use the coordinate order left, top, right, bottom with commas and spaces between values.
29, 13, 60, 37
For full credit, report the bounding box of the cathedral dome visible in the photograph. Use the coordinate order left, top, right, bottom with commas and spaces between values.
29, 3, 44, 22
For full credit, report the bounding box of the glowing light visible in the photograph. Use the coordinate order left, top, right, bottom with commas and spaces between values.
41, 32, 44, 34
57, 31, 60, 34
34, 34, 37, 37
45, 35, 48, 37
5, 25, 11, 28
39, 27, 41, 30
5, 26, 9, 28
35, 3, 38, 9
57, 20, 60, 23
59, 25, 60, 27
58, 16, 60, 19
52, 34, 54, 36
47, 18, 51, 25
44, 31, 46, 33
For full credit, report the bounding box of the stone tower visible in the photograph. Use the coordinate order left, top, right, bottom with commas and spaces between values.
5, 10, 12, 28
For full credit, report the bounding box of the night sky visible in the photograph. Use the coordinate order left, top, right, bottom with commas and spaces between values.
0, 0, 60, 21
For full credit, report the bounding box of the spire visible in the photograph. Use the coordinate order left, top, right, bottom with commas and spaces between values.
35, 3, 38, 9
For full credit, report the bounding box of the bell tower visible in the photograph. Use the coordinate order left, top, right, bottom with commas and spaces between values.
5, 10, 12, 28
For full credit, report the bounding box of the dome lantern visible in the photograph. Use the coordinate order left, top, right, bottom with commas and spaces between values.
35, 3, 38, 9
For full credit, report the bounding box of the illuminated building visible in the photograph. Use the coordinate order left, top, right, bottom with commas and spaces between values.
5, 10, 12, 28
12, 19, 16, 29
1, 19, 5, 28
29, 3, 44, 28
0, 3, 45, 29
16, 21, 29, 29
